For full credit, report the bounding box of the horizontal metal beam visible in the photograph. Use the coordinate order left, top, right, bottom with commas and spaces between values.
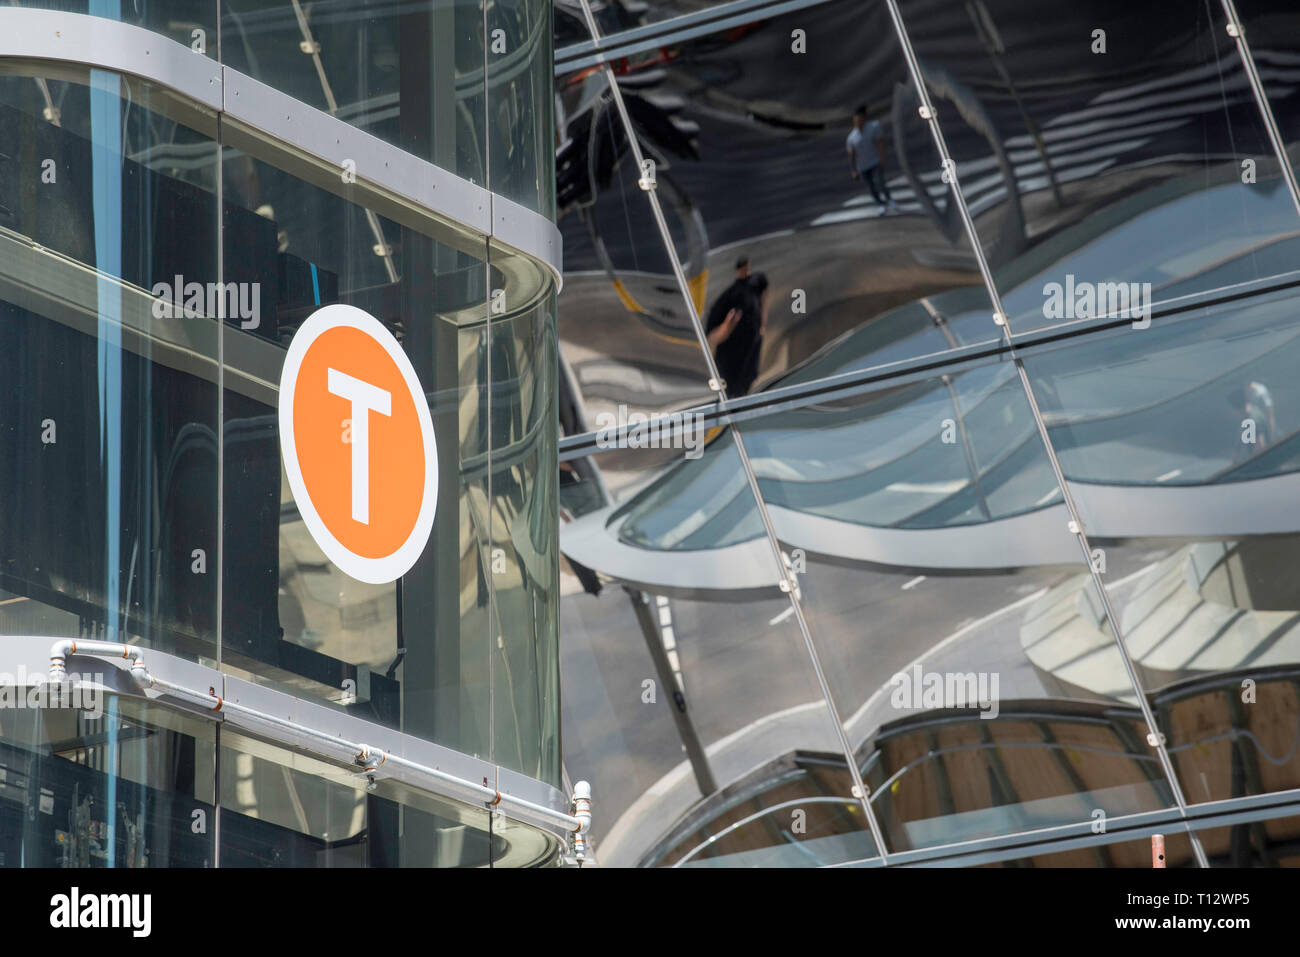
858, 787, 1300, 868
0, 6, 223, 108
557, 273, 1300, 462
0, 634, 578, 842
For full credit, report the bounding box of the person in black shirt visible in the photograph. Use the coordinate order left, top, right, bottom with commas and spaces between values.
705, 257, 768, 397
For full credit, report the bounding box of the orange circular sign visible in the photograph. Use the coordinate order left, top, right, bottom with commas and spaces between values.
279, 305, 437, 583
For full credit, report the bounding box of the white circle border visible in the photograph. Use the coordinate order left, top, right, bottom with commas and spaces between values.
278, 304, 438, 585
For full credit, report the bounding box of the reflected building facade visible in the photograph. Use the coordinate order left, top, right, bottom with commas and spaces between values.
4, 0, 1300, 872
0, 2, 574, 867
554, 0, 1300, 866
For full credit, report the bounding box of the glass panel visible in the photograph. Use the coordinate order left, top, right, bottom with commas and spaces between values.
1024, 293, 1300, 496
627, 0, 1001, 392
1235, 0, 1300, 169
1022, 294, 1300, 803
559, 437, 879, 866
220, 0, 486, 186
657, 581, 851, 777
900, 0, 1300, 333
0, 69, 220, 664
455, 321, 495, 767
556, 66, 719, 424
11, 1, 218, 56
719, 357, 1179, 854
487, 0, 555, 214
560, 444, 725, 867
559, 545, 702, 867
217, 726, 540, 866
0, 696, 215, 868
484, 246, 561, 783
220, 128, 492, 760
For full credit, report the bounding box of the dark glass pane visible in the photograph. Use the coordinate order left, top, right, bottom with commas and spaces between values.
220, 0, 487, 188
559, 0, 1002, 405
483, 262, 562, 783
1235, 0, 1300, 178
0, 698, 215, 868
900, 0, 1300, 333
0, 70, 220, 663
557, 64, 719, 423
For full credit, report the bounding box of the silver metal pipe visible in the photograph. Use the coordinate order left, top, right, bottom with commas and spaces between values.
51, 642, 585, 837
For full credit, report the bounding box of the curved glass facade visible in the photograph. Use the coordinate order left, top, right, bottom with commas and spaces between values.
11, 0, 556, 215
555, 0, 1300, 867
5, 0, 1300, 875
0, 2, 566, 868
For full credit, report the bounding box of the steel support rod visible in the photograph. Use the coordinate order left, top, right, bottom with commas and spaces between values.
1220, 0, 1300, 219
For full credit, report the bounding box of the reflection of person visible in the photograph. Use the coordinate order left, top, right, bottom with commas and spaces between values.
705, 257, 768, 397
847, 105, 898, 215
1228, 380, 1276, 461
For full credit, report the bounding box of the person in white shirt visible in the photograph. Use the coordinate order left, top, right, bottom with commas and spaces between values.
847, 105, 898, 215
1229, 379, 1278, 463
